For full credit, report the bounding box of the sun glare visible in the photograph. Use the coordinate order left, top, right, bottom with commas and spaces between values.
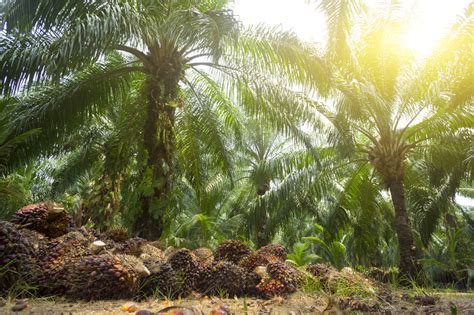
233, 0, 472, 57
397, 0, 471, 57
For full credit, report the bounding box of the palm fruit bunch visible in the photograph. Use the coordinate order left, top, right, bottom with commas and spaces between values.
255, 261, 303, 298
0, 221, 36, 295
66, 253, 145, 300
266, 261, 303, 293
239, 252, 279, 271
41, 206, 74, 238
306, 263, 337, 288
256, 243, 288, 261
196, 261, 248, 297
34, 231, 95, 295
256, 278, 286, 297
214, 240, 251, 264
192, 247, 213, 268
167, 249, 201, 295
11, 203, 48, 229
11, 202, 72, 238
104, 226, 129, 243
114, 237, 147, 256
245, 270, 264, 296
17, 228, 47, 252
139, 243, 165, 262
137, 262, 184, 300
163, 246, 178, 259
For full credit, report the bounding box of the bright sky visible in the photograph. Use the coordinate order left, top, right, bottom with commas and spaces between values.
232, 0, 472, 56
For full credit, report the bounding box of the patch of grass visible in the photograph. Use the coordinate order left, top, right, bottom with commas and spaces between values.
0, 261, 39, 300
216, 288, 228, 299
332, 279, 375, 299
242, 296, 248, 314
298, 270, 322, 294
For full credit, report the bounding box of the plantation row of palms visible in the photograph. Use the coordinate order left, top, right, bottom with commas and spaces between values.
0, 0, 472, 280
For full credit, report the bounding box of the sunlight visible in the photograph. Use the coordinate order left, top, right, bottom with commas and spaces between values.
397, 0, 472, 56
401, 24, 440, 56
233, 0, 472, 56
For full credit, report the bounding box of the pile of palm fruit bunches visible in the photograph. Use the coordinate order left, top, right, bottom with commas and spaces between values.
1, 202, 388, 304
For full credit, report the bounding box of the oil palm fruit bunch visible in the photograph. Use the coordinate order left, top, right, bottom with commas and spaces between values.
0, 221, 36, 295
167, 249, 201, 295
238, 252, 279, 271
306, 263, 337, 286
245, 270, 263, 296
11, 202, 72, 238
137, 262, 184, 300
266, 261, 303, 293
214, 240, 251, 264
66, 254, 146, 300
256, 278, 286, 298
196, 261, 248, 297
104, 226, 129, 243
192, 247, 213, 268
256, 243, 288, 261
34, 231, 94, 295
139, 243, 165, 263
10, 203, 48, 229
115, 237, 147, 256
17, 228, 47, 252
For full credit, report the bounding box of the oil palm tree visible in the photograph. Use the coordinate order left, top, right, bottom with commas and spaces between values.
310, 2, 474, 276
0, 0, 328, 239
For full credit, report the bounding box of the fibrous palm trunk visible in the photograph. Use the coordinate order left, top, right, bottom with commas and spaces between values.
369, 138, 420, 278
255, 180, 271, 248
134, 71, 179, 239
388, 179, 420, 278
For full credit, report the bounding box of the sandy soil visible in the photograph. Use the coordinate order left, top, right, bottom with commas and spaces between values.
1, 291, 473, 314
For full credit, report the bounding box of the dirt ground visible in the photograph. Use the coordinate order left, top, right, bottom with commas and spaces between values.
1, 291, 473, 314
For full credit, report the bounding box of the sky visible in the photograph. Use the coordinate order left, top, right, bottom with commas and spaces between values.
231, 0, 472, 56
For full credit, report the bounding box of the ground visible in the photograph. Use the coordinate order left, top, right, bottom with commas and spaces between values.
1, 291, 473, 314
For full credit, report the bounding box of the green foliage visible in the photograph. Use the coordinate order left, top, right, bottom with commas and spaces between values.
303, 224, 348, 269
0, 0, 472, 288
298, 270, 322, 293
420, 227, 474, 288
287, 243, 319, 267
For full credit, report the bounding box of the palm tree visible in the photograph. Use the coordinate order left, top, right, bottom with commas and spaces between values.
311, 2, 474, 276
235, 119, 321, 247
0, 0, 327, 239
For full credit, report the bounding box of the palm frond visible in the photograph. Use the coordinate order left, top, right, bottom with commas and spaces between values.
1, 55, 137, 173
0, 1, 147, 93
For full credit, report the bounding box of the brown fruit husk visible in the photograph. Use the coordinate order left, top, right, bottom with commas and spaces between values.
266, 261, 303, 294
166, 249, 201, 296
238, 252, 279, 271
104, 227, 129, 243
214, 240, 251, 264
137, 262, 185, 300
34, 231, 95, 295
66, 254, 141, 300
11, 203, 73, 238
256, 243, 288, 261
192, 247, 213, 268
196, 261, 249, 297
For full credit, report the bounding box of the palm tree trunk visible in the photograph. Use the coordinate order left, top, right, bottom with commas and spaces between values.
134, 76, 178, 240
255, 180, 271, 247
388, 179, 420, 278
